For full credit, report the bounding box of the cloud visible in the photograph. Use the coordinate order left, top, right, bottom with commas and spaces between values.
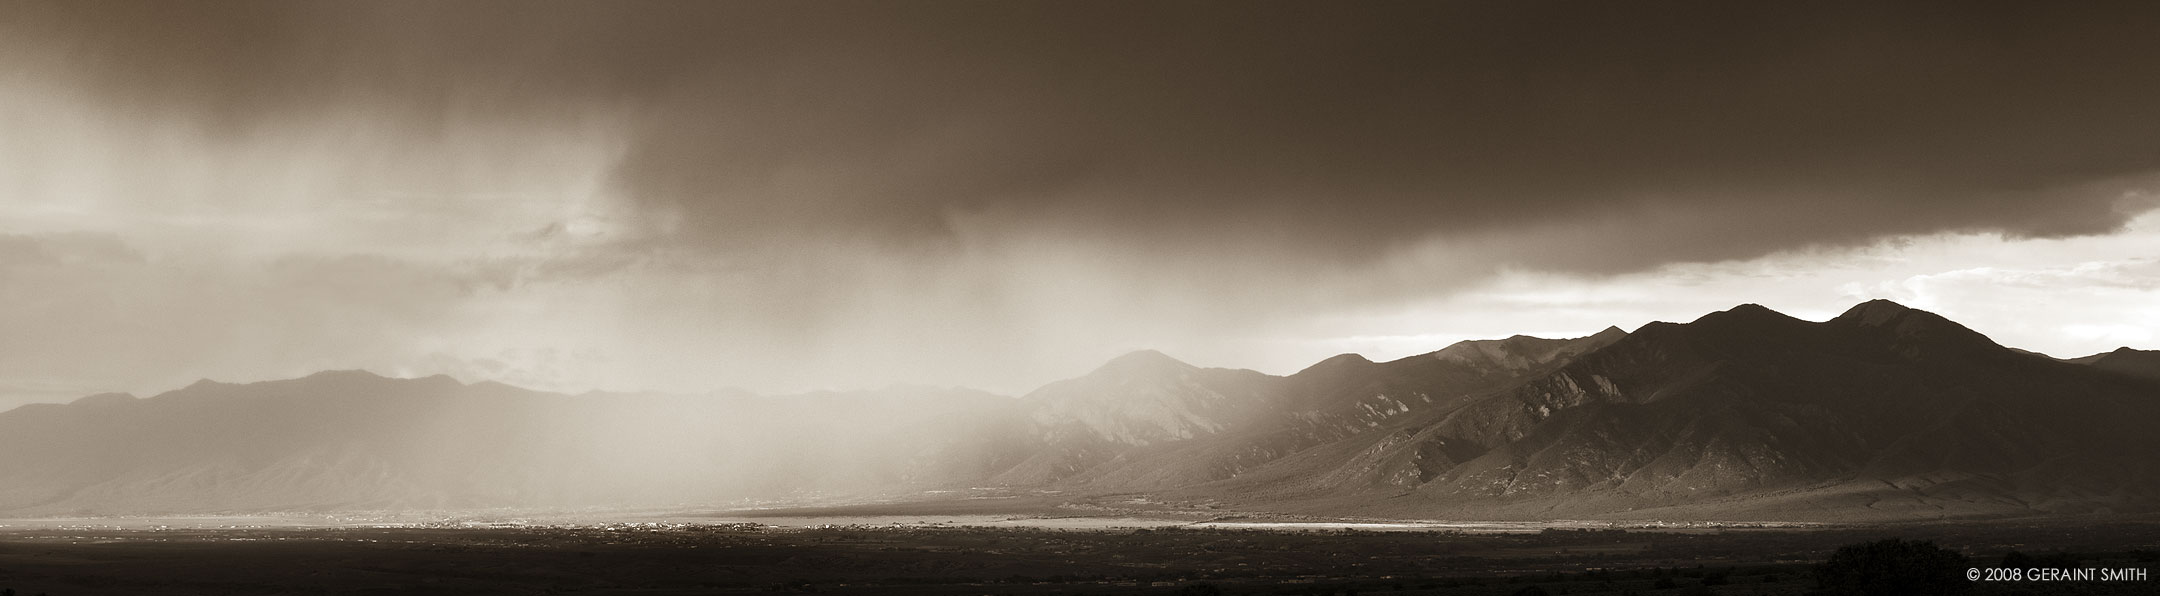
7, 2, 2160, 399
10, 2, 2160, 265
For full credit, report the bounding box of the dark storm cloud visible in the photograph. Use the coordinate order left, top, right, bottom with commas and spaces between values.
11, 0, 2160, 272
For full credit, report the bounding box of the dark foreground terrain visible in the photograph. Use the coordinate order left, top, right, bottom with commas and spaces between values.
0, 518, 2154, 595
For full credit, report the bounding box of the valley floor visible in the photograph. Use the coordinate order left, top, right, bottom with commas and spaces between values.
0, 512, 2154, 595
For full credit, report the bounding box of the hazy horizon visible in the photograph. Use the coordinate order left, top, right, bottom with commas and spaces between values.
6, 296, 2151, 413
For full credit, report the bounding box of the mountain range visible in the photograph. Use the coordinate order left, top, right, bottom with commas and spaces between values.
4, 300, 2156, 521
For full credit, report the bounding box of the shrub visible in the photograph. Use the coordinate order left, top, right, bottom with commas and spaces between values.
1812, 538, 1971, 596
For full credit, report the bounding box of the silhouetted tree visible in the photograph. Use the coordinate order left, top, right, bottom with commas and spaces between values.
1813, 538, 1971, 596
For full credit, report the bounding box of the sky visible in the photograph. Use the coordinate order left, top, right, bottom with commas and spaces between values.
3, 1, 2160, 408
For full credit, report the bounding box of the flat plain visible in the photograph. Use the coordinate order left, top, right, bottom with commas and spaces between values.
0, 509, 2154, 595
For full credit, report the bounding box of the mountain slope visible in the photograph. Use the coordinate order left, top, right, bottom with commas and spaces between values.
990, 350, 1285, 485
1224, 300, 2160, 520
1011, 329, 1630, 494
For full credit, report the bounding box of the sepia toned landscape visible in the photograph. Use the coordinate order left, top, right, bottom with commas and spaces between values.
0, 515, 2155, 594
4, 1, 2160, 594
1, 300, 2156, 594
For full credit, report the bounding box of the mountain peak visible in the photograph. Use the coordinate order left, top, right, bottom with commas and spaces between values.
1721, 303, 1781, 317
1319, 352, 1374, 365
1827, 299, 2006, 356
70, 392, 138, 408
1091, 349, 1196, 377
1688, 303, 1803, 327
1296, 352, 1374, 376
1585, 325, 1629, 346
1832, 299, 1957, 332
302, 369, 387, 381
1836, 298, 1916, 326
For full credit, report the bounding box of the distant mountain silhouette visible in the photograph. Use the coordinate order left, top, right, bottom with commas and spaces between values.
3, 300, 2155, 520
2072, 347, 2160, 383
0, 373, 1023, 514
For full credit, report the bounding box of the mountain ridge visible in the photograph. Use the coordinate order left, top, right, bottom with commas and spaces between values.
5, 300, 2157, 521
